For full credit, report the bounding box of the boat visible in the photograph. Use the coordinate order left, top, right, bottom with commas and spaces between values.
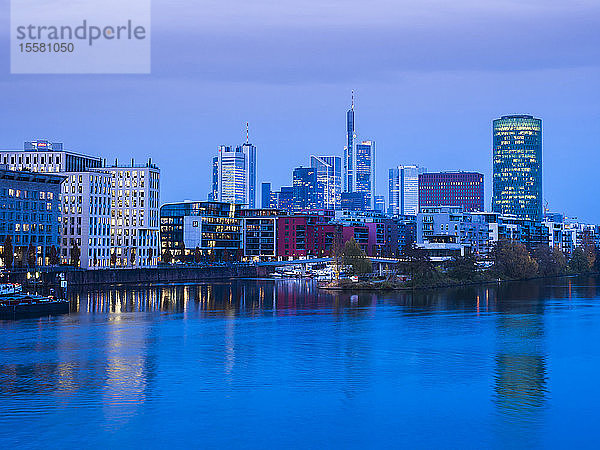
0, 285, 69, 320
0, 283, 22, 296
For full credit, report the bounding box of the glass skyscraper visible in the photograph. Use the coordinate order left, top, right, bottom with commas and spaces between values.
293, 167, 320, 210
355, 140, 375, 209
310, 155, 342, 210
492, 115, 542, 221
343, 92, 356, 192
388, 165, 426, 216
214, 139, 257, 208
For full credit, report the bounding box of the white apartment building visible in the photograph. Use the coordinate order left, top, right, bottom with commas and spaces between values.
98, 160, 160, 267
60, 172, 112, 269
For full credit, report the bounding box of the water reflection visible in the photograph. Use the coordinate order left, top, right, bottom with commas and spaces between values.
0, 276, 599, 447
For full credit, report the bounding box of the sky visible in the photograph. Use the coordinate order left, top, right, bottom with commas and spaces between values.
0, 0, 599, 220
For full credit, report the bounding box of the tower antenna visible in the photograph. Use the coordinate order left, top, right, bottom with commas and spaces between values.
246, 122, 249, 143
351, 90, 354, 110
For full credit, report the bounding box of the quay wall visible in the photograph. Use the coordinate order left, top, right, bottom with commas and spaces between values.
2, 265, 272, 288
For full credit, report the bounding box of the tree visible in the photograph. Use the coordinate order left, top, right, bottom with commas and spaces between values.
1, 236, 13, 270
403, 243, 437, 285
148, 247, 154, 265
194, 246, 202, 263
130, 248, 136, 266
48, 245, 60, 266
342, 238, 372, 275
446, 254, 478, 282
534, 246, 567, 277
162, 249, 173, 264
491, 239, 538, 279
110, 252, 117, 267
330, 236, 344, 280
70, 241, 81, 267
569, 247, 592, 274
581, 231, 597, 270
27, 243, 37, 268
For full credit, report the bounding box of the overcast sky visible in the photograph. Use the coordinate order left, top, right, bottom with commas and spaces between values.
1, 0, 599, 220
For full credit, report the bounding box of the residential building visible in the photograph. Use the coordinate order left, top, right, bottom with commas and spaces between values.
160, 201, 242, 263
310, 155, 342, 210
277, 213, 332, 259
492, 115, 543, 221
542, 217, 598, 255
335, 210, 400, 257
471, 212, 548, 253
240, 208, 282, 260
60, 171, 112, 269
417, 206, 491, 256
100, 159, 160, 267
0, 167, 64, 268
388, 165, 426, 215
419, 171, 484, 212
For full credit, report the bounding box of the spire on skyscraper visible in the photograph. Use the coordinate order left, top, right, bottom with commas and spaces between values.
246, 122, 249, 143
351, 90, 354, 110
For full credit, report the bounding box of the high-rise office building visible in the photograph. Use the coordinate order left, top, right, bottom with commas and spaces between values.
310, 155, 342, 210
343, 92, 356, 192
261, 182, 272, 209
374, 195, 385, 213
419, 171, 484, 212
355, 140, 375, 209
214, 137, 257, 208
293, 167, 321, 210
209, 156, 219, 201
492, 115, 543, 221
388, 165, 427, 216
277, 187, 294, 211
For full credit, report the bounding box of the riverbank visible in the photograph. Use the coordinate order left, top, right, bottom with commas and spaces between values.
1, 265, 272, 288
318, 273, 598, 291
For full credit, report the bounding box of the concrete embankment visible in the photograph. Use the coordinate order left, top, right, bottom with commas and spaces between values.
2, 265, 272, 288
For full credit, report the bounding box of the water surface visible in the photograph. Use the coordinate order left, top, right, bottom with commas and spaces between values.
1, 277, 599, 448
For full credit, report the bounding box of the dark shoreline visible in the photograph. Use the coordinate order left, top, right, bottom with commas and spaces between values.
317, 273, 598, 292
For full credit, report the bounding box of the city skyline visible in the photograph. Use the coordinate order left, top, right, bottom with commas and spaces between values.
0, 100, 591, 223
0, 1, 597, 221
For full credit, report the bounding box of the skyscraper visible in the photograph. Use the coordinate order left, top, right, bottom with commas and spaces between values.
343, 92, 356, 192
293, 167, 320, 209
374, 195, 385, 213
261, 182, 272, 209
310, 155, 342, 210
492, 115, 542, 221
419, 171, 484, 212
388, 165, 427, 216
214, 134, 257, 208
277, 186, 294, 211
355, 140, 376, 209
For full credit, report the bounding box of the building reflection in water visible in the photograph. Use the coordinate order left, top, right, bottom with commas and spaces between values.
491, 281, 548, 447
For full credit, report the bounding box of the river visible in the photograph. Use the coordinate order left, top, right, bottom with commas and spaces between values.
1, 276, 599, 448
